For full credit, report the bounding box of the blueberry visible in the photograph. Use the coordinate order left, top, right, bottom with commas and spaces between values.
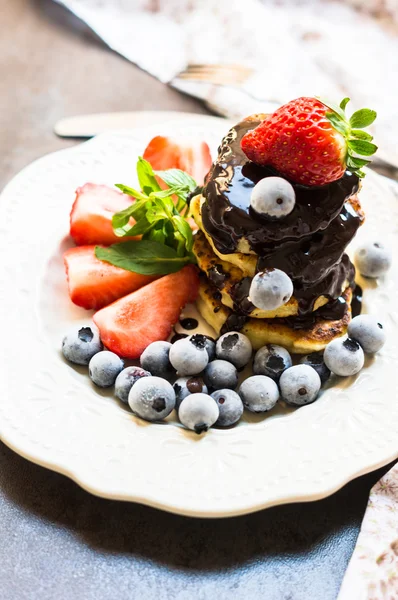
238, 375, 279, 413
140, 341, 173, 377
173, 376, 208, 409
355, 241, 392, 278
62, 325, 103, 365
89, 351, 124, 388
128, 376, 176, 421
253, 344, 292, 381
186, 333, 216, 362
115, 366, 151, 404
178, 393, 219, 434
279, 365, 321, 406
211, 389, 244, 426
299, 352, 331, 385
348, 315, 386, 354
250, 177, 296, 219
215, 331, 252, 369
203, 360, 238, 391
169, 336, 209, 376
324, 337, 365, 376
203, 335, 216, 362
249, 269, 293, 311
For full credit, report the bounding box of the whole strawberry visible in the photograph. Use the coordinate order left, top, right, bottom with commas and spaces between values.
241, 97, 377, 186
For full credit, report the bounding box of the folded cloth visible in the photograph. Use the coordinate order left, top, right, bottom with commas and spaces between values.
54, 0, 398, 164
338, 462, 398, 599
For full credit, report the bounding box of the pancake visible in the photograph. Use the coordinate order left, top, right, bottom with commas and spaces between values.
197, 278, 352, 354
190, 194, 257, 276
192, 229, 344, 318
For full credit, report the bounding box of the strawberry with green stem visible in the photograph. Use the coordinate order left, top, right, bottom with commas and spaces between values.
241, 97, 377, 186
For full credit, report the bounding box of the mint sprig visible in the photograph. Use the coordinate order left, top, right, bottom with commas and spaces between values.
317, 97, 377, 179
95, 157, 198, 275
96, 240, 194, 276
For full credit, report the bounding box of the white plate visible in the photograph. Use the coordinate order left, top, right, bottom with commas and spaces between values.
1, 115, 398, 518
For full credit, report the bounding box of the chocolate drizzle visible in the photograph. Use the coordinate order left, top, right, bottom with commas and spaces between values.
202, 116, 362, 322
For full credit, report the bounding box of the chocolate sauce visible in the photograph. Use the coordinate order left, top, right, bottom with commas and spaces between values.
201, 117, 362, 315
208, 264, 229, 288
221, 313, 248, 335
229, 277, 255, 315
170, 332, 188, 343
179, 318, 199, 330
351, 284, 363, 318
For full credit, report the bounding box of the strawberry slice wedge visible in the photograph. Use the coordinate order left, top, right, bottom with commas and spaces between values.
93, 265, 200, 358
64, 246, 158, 310
143, 136, 212, 184
70, 183, 137, 246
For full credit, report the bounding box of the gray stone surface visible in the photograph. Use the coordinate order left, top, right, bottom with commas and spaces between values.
0, 1, 396, 599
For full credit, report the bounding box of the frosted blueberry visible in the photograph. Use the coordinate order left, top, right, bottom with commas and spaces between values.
140, 341, 173, 378
115, 366, 151, 404
249, 269, 293, 311
211, 389, 244, 427
169, 336, 209, 376
128, 376, 176, 421
279, 365, 321, 406
187, 334, 216, 362
324, 337, 365, 377
348, 315, 386, 354
250, 177, 296, 219
178, 393, 219, 434
173, 376, 208, 409
238, 375, 279, 413
203, 336, 216, 362
203, 360, 238, 391
89, 351, 124, 388
355, 241, 392, 278
299, 352, 331, 385
253, 344, 292, 381
62, 324, 103, 365
215, 331, 252, 369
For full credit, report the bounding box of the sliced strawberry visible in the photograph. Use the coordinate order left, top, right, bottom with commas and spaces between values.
143, 136, 212, 184
70, 183, 137, 246
93, 265, 200, 358
64, 246, 158, 310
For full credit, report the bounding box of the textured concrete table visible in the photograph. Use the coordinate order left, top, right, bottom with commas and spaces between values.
0, 2, 396, 599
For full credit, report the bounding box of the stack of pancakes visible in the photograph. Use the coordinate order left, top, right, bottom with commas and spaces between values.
191, 115, 364, 353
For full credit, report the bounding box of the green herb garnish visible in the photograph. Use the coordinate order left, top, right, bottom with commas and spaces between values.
95, 157, 198, 275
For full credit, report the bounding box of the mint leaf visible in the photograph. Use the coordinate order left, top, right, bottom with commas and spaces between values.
350, 130, 373, 141
172, 215, 194, 252
115, 183, 147, 201
95, 241, 194, 275
121, 217, 155, 237
136, 157, 161, 195
349, 109, 377, 129
348, 139, 378, 156
112, 205, 135, 235
155, 168, 197, 192
339, 97, 350, 111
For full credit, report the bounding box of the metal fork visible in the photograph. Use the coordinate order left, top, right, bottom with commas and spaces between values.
175, 63, 255, 87
173, 63, 279, 115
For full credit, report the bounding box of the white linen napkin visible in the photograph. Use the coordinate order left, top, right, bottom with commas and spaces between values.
54, 0, 398, 165
53, 1, 398, 595
338, 463, 398, 599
